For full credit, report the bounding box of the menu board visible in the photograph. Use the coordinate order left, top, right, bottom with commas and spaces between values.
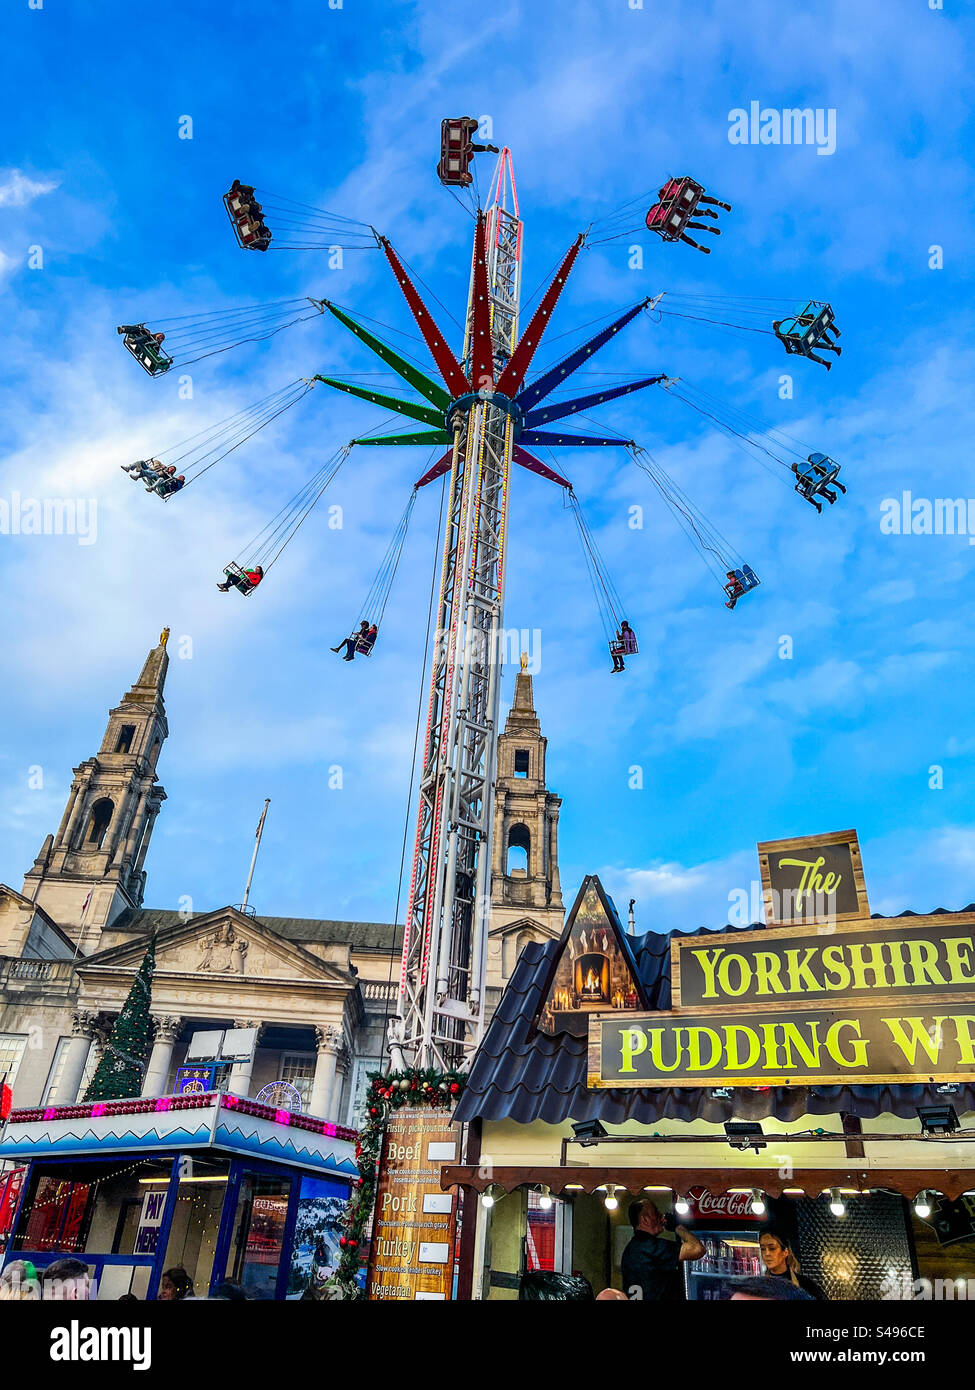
366, 1106, 459, 1301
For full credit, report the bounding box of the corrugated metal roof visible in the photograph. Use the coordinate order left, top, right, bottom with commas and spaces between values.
455, 914, 975, 1126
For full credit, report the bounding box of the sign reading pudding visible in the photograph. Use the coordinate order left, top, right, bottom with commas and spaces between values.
759, 829, 868, 926
590, 1004, 975, 1088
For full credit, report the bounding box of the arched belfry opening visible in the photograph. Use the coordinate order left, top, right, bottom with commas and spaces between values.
506, 823, 530, 877
85, 798, 114, 850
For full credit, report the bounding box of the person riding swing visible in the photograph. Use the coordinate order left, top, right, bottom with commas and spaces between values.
217, 564, 264, 595
610, 620, 638, 673
331, 620, 374, 662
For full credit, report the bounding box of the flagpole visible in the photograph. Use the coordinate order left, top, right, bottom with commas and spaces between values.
240, 799, 271, 912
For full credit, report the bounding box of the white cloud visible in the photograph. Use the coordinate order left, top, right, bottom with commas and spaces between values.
0, 169, 58, 209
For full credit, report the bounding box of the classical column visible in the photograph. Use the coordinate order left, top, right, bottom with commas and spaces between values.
54, 783, 80, 846
228, 1019, 263, 1097
57, 1010, 100, 1104
141, 1015, 182, 1097
309, 1026, 343, 1118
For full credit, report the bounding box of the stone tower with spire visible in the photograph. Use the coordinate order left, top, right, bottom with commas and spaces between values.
22, 629, 171, 951
486, 661, 564, 1008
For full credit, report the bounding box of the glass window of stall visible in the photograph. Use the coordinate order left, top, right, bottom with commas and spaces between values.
222, 1170, 294, 1300
158, 1156, 232, 1298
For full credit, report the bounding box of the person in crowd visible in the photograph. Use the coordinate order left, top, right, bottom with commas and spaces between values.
40, 1258, 91, 1300
217, 564, 264, 594
596, 1287, 629, 1300
331, 620, 371, 661
118, 1293, 140, 1302
518, 1270, 594, 1300
621, 1199, 706, 1301
0, 1259, 40, 1300
758, 1227, 828, 1300
728, 1275, 815, 1301
157, 1267, 194, 1300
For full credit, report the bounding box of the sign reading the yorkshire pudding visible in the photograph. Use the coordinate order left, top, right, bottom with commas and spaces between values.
671, 915, 975, 1011
758, 829, 868, 926
590, 1005, 975, 1088
587, 828, 975, 1089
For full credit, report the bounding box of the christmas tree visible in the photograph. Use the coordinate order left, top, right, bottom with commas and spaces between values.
84, 938, 156, 1102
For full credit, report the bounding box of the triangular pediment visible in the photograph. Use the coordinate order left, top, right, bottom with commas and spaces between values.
535, 875, 648, 1037
492, 915, 559, 941
78, 907, 354, 988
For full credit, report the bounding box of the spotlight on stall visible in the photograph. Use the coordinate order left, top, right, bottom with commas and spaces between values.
913, 1191, 932, 1219
709, 1087, 733, 1100
571, 1118, 608, 1148
603, 1184, 619, 1211
750, 1188, 767, 1216
829, 1187, 847, 1217
537, 1185, 553, 1211
917, 1104, 959, 1136
674, 1193, 691, 1217
723, 1120, 766, 1153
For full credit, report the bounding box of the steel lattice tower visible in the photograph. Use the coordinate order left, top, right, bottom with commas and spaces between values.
397, 155, 523, 1068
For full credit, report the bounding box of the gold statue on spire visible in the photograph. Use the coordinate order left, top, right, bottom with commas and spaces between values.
159, 627, 170, 648
520, 651, 529, 672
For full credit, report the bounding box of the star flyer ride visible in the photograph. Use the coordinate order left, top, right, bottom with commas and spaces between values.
116, 121, 847, 1068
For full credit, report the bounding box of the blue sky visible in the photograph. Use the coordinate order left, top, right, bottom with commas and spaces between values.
1, 0, 974, 936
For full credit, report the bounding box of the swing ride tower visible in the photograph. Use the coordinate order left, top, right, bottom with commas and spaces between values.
397, 153, 523, 1070
117, 145, 846, 1078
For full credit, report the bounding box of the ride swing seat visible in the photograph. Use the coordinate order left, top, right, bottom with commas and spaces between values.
354, 630, 378, 657
118, 324, 174, 377
794, 452, 845, 500
774, 301, 838, 355
645, 176, 732, 252
724, 564, 761, 609
609, 635, 639, 658
222, 561, 260, 596
437, 116, 498, 187
223, 181, 271, 252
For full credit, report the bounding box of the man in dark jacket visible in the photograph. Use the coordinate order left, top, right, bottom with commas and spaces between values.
621, 1199, 706, 1301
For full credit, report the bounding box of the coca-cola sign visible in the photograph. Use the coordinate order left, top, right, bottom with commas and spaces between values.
685, 1186, 762, 1221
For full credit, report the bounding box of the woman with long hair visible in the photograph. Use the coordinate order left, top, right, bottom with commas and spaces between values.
759, 1227, 828, 1300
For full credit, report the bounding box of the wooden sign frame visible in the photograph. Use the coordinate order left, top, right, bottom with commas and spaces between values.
758, 828, 869, 928
670, 909, 975, 1014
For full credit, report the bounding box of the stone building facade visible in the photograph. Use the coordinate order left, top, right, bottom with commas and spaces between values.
0, 632, 565, 1127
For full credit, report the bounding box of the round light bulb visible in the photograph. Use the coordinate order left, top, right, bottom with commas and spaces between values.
829, 1199, 846, 1217
604, 1193, 618, 1211
538, 1192, 553, 1211
674, 1196, 690, 1216
481, 1191, 495, 1209
914, 1193, 931, 1219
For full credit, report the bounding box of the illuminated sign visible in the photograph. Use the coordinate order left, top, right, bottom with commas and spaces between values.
672, 914, 975, 1010
255, 1081, 303, 1114
537, 878, 645, 1038
758, 829, 869, 926
590, 1004, 975, 1088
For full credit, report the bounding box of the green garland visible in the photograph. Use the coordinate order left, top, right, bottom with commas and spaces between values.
325, 1066, 465, 1299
